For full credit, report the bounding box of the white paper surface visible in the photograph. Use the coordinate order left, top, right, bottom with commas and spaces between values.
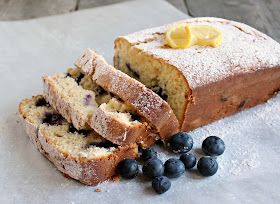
0, 0, 279, 203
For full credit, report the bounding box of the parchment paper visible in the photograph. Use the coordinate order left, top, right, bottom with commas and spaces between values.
0, 0, 279, 203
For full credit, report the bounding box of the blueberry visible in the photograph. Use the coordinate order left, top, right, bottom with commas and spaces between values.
68, 125, 91, 136
151, 86, 168, 101
164, 158, 185, 178
141, 148, 157, 161
35, 98, 48, 107
167, 132, 193, 153
87, 141, 118, 149
84, 94, 92, 105
142, 158, 164, 179
202, 136, 225, 156
180, 153, 196, 169
117, 159, 139, 179
130, 113, 141, 122
126, 63, 140, 79
96, 86, 106, 95
76, 73, 85, 84
238, 100, 246, 109
42, 113, 64, 125
152, 176, 171, 194
68, 124, 77, 133
197, 157, 218, 176
155, 87, 168, 101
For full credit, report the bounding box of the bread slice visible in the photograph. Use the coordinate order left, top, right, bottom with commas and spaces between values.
93, 98, 157, 147
75, 49, 179, 140
18, 95, 138, 186
43, 72, 157, 147
114, 17, 280, 131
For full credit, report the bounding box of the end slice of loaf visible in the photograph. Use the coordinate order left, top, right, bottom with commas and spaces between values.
75, 49, 179, 140
18, 95, 138, 186
43, 73, 156, 147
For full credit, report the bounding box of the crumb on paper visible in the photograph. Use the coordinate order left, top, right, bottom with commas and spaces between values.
95, 188, 102, 192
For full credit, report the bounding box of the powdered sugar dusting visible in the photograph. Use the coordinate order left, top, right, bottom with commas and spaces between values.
132, 90, 163, 118
122, 17, 280, 88
109, 68, 134, 95
108, 70, 165, 119
191, 94, 280, 178
91, 52, 112, 80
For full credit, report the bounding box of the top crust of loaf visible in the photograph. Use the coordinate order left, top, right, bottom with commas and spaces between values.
75, 49, 180, 140
115, 17, 280, 89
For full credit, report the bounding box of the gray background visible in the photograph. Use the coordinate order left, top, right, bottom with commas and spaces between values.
0, 0, 279, 42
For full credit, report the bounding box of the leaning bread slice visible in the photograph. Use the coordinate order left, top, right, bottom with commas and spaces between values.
43, 73, 157, 147
18, 95, 138, 186
75, 49, 179, 141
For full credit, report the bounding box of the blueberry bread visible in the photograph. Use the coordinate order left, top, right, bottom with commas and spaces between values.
114, 17, 280, 131
75, 49, 179, 140
18, 95, 138, 185
43, 72, 157, 147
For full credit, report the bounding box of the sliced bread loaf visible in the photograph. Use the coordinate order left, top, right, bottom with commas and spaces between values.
43, 72, 157, 147
75, 49, 179, 140
18, 95, 138, 185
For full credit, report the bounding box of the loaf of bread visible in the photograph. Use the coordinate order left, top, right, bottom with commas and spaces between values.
114, 17, 280, 131
43, 72, 156, 147
18, 95, 138, 185
75, 49, 179, 140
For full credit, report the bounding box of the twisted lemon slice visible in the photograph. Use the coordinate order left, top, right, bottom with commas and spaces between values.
165, 23, 193, 49
166, 23, 222, 48
191, 25, 223, 47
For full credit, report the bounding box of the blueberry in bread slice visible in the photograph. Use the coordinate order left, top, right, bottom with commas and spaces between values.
18, 95, 138, 186
43, 72, 157, 148
75, 49, 179, 141
114, 17, 280, 131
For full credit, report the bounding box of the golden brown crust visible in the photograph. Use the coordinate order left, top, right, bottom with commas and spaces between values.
38, 127, 137, 185
18, 96, 138, 186
91, 106, 157, 146
75, 49, 179, 140
182, 68, 280, 131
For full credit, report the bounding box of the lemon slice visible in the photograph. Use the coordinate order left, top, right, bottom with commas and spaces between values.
190, 25, 223, 47
166, 23, 194, 49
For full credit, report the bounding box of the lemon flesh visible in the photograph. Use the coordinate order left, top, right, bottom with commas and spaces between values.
166, 23, 222, 49
165, 23, 193, 49
190, 25, 223, 47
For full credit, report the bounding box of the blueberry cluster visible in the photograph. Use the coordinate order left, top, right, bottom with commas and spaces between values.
117, 132, 225, 194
